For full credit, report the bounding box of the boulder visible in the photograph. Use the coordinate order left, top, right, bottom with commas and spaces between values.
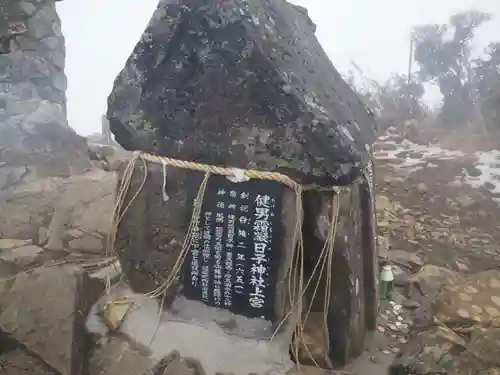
375, 195, 393, 212
0, 344, 58, 375
390, 269, 500, 375
46, 169, 116, 254
0, 238, 32, 250
0, 244, 43, 267
408, 265, 459, 300
0, 266, 104, 375
432, 270, 500, 325
389, 325, 466, 375
90, 348, 344, 375
87, 144, 126, 171
447, 328, 500, 375
88, 337, 155, 375
0, 169, 116, 247
0, 175, 62, 241
1, 0, 98, 249
107, 0, 376, 186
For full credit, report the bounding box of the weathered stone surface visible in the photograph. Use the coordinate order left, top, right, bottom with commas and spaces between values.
0, 266, 104, 375
0, 238, 32, 250
287, 367, 360, 375
0, 344, 58, 375
0, 244, 43, 266
88, 337, 154, 375
0, 0, 90, 192
0, 175, 62, 240
295, 312, 331, 368
87, 288, 297, 375
432, 270, 500, 325
446, 328, 500, 375
0, 169, 115, 244
46, 169, 116, 253
86, 143, 129, 172
408, 265, 459, 301
155, 353, 201, 375
300, 176, 377, 367
89, 341, 207, 375
375, 195, 393, 212
390, 269, 500, 375
107, 0, 376, 186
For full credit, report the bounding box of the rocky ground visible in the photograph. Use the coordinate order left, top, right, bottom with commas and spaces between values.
0, 128, 500, 375
347, 125, 500, 375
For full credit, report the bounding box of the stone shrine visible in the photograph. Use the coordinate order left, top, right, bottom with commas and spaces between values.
109, 0, 379, 371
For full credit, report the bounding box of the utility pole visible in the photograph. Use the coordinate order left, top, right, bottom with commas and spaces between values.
406, 36, 414, 105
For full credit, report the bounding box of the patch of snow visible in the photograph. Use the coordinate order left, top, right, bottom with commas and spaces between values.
375, 132, 500, 203
461, 150, 500, 199
375, 138, 464, 174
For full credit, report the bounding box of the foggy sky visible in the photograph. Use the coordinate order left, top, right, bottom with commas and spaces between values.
57, 0, 500, 135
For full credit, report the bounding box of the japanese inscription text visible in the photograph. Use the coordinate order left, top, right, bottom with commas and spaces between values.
183, 175, 284, 320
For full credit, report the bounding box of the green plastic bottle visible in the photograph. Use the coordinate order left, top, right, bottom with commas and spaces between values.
379, 264, 394, 300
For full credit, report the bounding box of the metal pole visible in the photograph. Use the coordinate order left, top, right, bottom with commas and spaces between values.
406, 37, 414, 102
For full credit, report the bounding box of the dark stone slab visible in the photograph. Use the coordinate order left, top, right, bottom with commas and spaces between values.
115, 161, 190, 298
107, 0, 376, 186
182, 175, 284, 320
115, 159, 298, 321
300, 175, 378, 367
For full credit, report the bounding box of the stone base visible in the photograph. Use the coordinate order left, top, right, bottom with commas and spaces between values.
88, 285, 296, 375
298, 177, 378, 368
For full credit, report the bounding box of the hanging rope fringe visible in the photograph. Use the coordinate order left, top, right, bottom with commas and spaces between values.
103, 150, 373, 368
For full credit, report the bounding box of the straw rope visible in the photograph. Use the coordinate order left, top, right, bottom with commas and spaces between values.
102, 151, 372, 367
